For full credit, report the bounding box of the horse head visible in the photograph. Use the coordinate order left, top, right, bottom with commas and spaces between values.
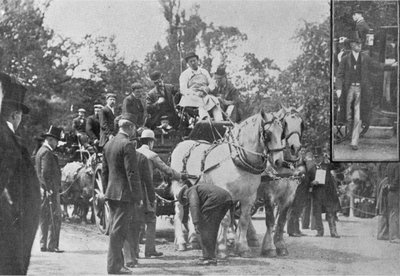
260, 110, 285, 168
278, 103, 304, 159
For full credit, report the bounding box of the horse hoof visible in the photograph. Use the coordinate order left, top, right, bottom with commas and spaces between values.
276, 248, 289, 256
238, 251, 253, 258
248, 240, 260, 248
176, 244, 187, 251
261, 249, 277, 258
190, 242, 201, 250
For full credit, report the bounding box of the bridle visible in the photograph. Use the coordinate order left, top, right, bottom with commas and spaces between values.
262, 117, 285, 154
281, 112, 304, 143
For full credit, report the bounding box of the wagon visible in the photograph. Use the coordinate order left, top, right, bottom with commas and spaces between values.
92, 120, 232, 234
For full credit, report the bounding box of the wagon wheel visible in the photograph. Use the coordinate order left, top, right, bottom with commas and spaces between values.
92, 163, 110, 234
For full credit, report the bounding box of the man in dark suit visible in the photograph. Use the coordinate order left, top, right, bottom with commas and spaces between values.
73, 108, 88, 147
86, 101, 103, 145
386, 162, 400, 243
102, 113, 143, 274
0, 72, 41, 275
99, 93, 117, 148
35, 126, 64, 253
335, 34, 397, 150
145, 71, 179, 129
212, 66, 241, 123
122, 83, 145, 127
177, 183, 233, 266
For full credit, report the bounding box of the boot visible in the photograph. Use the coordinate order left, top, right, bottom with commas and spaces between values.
315, 230, 324, 237
328, 214, 340, 238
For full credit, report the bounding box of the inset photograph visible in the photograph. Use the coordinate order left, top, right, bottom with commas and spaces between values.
332, 1, 399, 161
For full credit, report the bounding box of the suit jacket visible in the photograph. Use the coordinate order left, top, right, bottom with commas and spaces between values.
86, 114, 100, 141
187, 184, 232, 225
122, 94, 144, 126
72, 116, 86, 134
102, 132, 142, 203
146, 84, 179, 129
99, 105, 116, 147
355, 19, 370, 46
0, 117, 41, 274
35, 144, 61, 195
212, 81, 241, 122
136, 151, 155, 212
335, 52, 383, 124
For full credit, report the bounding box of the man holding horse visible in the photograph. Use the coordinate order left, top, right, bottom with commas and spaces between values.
177, 183, 233, 266
0, 73, 41, 274
178, 52, 223, 121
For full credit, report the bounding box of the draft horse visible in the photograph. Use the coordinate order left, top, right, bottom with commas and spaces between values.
170, 110, 285, 257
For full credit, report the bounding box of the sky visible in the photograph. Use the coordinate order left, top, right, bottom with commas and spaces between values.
43, 0, 329, 72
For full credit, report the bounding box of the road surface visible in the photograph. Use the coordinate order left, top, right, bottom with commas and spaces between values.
28, 214, 400, 275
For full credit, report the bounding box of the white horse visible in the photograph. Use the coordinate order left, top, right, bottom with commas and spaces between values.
170, 110, 285, 257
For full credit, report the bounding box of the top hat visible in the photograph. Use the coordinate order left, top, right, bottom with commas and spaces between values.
43, 125, 63, 140
214, 66, 226, 77
184, 52, 199, 62
0, 72, 30, 114
78, 108, 86, 113
131, 82, 143, 91
177, 185, 189, 205
120, 112, 138, 125
106, 93, 117, 100
150, 71, 163, 81
160, 115, 169, 121
352, 7, 364, 15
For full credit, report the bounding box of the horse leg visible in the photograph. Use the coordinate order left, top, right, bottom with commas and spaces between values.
261, 199, 277, 257
247, 220, 260, 247
235, 199, 253, 257
274, 205, 289, 256
174, 202, 187, 251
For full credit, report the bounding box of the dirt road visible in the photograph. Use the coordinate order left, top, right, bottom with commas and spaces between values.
28, 214, 400, 275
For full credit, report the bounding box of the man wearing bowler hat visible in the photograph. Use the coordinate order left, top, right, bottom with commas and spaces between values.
146, 71, 179, 129
35, 125, 64, 253
212, 66, 241, 123
178, 52, 223, 121
102, 112, 143, 274
0, 72, 41, 274
335, 33, 397, 150
73, 108, 89, 147
99, 93, 117, 148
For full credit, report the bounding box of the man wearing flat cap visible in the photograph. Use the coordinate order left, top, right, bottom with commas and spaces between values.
99, 93, 117, 148
102, 112, 143, 274
86, 100, 103, 146
177, 183, 233, 265
122, 83, 145, 128
352, 8, 370, 48
35, 125, 64, 254
178, 52, 223, 121
0, 72, 41, 274
146, 71, 179, 129
335, 32, 397, 150
73, 108, 89, 147
212, 66, 241, 123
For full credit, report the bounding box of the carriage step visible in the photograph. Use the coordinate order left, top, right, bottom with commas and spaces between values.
362, 126, 395, 139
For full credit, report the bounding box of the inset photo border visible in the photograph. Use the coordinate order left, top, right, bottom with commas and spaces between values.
331, 0, 399, 162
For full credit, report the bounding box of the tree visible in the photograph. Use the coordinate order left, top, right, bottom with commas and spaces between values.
0, 0, 81, 145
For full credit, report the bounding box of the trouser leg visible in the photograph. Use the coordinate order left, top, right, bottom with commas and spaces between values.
377, 211, 389, 240
350, 87, 361, 146
327, 212, 340, 238
388, 191, 400, 240
39, 199, 49, 249
145, 211, 157, 254
312, 198, 324, 235
211, 106, 224, 121
302, 197, 311, 229
107, 201, 130, 274
48, 194, 62, 250
198, 107, 209, 120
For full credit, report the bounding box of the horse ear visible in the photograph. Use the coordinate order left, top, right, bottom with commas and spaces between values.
260, 108, 267, 120
274, 109, 284, 119
296, 104, 304, 113
280, 102, 290, 113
